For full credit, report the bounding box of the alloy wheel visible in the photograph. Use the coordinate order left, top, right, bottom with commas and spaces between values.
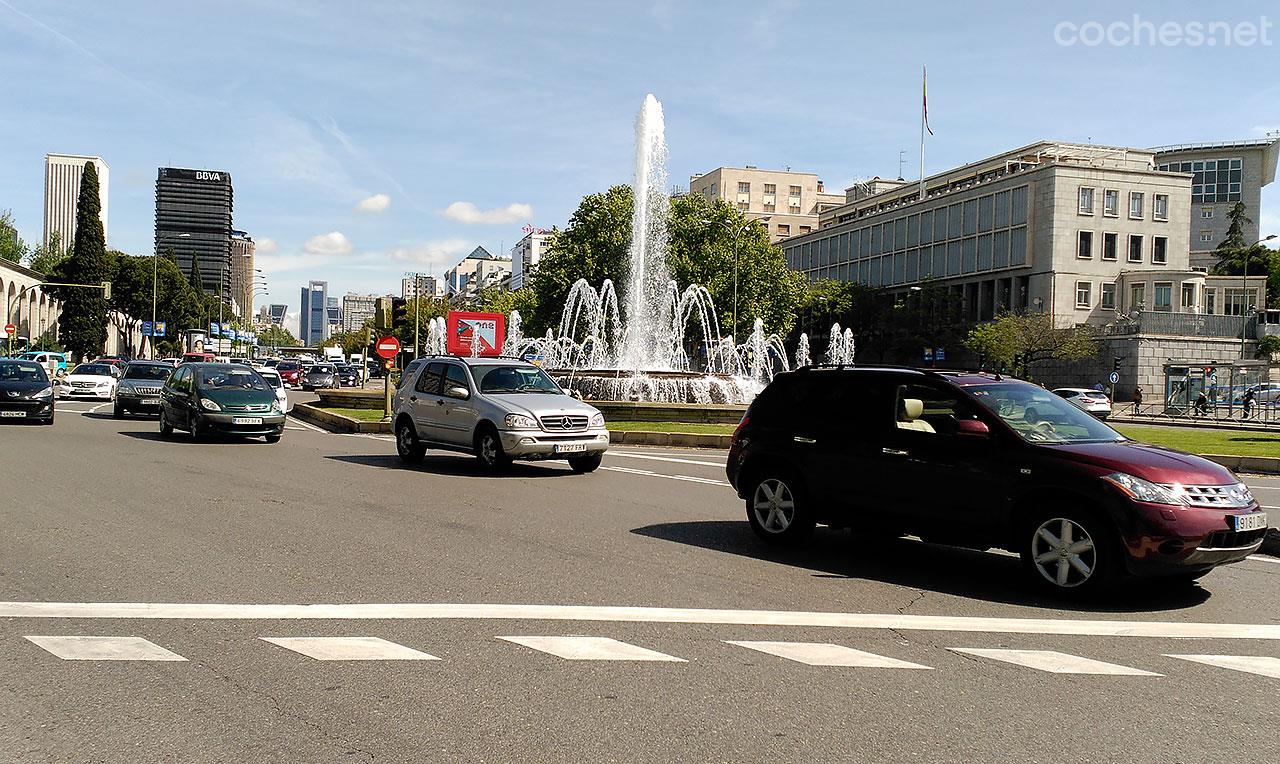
752, 479, 796, 534
480, 434, 498, 465
1030, 517, 1097, 588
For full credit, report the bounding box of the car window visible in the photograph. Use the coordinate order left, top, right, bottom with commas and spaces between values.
753, 371, 890, 431
474, 364, 560, 393
1054, 390, 1073, 398
967, 383, 1124, 444
125, 364, 173, 380
442, 364, 470, 397
416, 362, 445, 395
313, 364, 336, 374
0, 361, 47, 383
894, 382, 981, 436
72, 364, 113, 376
198, 368, 270, 391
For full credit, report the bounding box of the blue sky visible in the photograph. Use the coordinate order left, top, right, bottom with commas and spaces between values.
2, 0, 1277, 322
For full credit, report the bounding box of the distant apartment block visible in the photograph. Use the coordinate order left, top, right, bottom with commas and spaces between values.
687, 166, 844, 243
444, 246, 511, 300
43, 153, 109, 248
1151, 137, 1279, 268
341, 294, 377, 333
510, 229, 552, 290
229, 230, 255, 318
401, 275, 443, 299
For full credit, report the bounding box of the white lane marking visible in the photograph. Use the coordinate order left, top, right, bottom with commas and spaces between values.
25, 635, 187, 661
601, 465, 729, 486
608, 451, 727, 468
1246, 555, 1280, 565
1260, 505, 1279, 510
261, 636, 439, 661
949, 648, 1160, 676
498, 636, 685, 662
88, 402, 111, 413
1165, 654, 1280, 679
727, 641, 931, 669
4, 602, 1280, 640
342, 433, 394, 442
288, 417, 327, 433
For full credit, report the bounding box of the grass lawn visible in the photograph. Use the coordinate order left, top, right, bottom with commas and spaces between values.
607, 420, 736, 435
1114, 425, 1280, 458
314, 406, 388, 423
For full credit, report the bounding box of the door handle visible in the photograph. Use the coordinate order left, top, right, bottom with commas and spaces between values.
436, 399, 445, 406
793, 436, 817, 444
882, 447, 909, 456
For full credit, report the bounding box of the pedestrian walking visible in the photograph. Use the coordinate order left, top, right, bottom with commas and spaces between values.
1093, 381, 1105, 392
1133, 385, 1143, 415
1193, 391, 1209, 417
1242, 387, 1256, 420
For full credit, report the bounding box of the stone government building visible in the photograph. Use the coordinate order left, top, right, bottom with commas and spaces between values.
781, 138, 1279, 401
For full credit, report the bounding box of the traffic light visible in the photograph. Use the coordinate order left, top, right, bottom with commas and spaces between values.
391, 298, 407, 329
1113, 356, 1122, 372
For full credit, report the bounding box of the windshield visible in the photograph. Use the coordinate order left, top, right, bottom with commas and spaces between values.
197, 368, 270, 391
0, 361, 47, 383
475, 364, 562, 394
124, 364, 173, 381
311, 364, 336, 374
967, 383, 1125, 444
72, 364, 113, 376
259, 373, 282, 389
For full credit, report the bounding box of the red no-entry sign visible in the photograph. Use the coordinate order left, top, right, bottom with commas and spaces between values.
375, 335, 401, 360
2, 324, 14, 337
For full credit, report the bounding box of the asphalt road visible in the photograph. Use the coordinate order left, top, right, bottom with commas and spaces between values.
1, 393, 1277, 763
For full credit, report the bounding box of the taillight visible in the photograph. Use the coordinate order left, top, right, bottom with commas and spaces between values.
732, 414, 750, 443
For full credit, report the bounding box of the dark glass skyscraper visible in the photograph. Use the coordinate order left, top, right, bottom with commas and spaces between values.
154, 167, 233, 294
299, 281, 328, 346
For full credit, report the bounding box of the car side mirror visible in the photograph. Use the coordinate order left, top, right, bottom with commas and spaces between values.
956, 419, 990, 438
446, 385, 470, 400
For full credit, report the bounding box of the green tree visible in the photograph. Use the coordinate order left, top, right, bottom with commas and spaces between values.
46, 163, 110, 360
1210, 202, 1278, 302
321, 328, 374, 357
258, 325, 299, 348
0, 209, 28, 263
470, 287, 538, 323
964, 312, 1097, 378
26, 231, 69, 274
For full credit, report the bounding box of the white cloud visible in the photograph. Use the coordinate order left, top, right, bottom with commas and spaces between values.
256, 237, 279, 255
355, 193, 391, 213
386, 239, 472, 265
441, 201, 533, 225
1261, 211, 1280, 240
303, 231, 353, 256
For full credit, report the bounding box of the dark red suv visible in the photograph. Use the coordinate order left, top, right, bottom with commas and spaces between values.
727, 367, 1266, 594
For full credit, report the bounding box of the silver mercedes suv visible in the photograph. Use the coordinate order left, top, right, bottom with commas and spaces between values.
392, 356, 609, 472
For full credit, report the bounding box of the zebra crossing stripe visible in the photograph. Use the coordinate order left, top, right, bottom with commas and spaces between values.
498, 636, 685, 662
949, 648, 1160, 675
260, 637, 440, 661
25, 636, 187, 661
1165, 654, 1280, 679
726, 641, 932, 669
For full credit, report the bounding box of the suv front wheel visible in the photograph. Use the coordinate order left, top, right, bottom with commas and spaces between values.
746, 472, 814, 544
475, 425, 512, 472
1021, 510, 1115, 595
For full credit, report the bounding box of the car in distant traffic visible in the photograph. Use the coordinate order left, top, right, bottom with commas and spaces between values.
726, 366, 1266, 595
256, 368, 291, 413
0, 358, 56, 424
301, 363, 337, 391
159, 363, 284, 442
1250, 382, 1280, 405
92, 357, 128, 376
335, 364, 361, 387
60, 363, 119, 400
158, 357, 183, 367
182, 351, 216, 364
1052, 387, 1113, 419
16, 351, 67, 374
276, 360, 302, 388
392, 355, 608, 473
113, 360, 174, 418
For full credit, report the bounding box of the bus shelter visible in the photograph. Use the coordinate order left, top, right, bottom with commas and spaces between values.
1162, 359, 1274, 421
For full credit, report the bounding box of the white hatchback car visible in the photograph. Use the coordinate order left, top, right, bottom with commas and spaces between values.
1052, 387, 1113, 419
256, 368, 291, 413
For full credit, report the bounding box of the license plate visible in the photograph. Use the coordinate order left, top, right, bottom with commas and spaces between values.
139, 398, 159, 405
232, 417, 263, 425
1228, 512, 1267, 532
0, 411, 25, 418
554, 443, 587, 454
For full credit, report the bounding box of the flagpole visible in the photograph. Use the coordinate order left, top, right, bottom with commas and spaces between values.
919, 65, 927, 201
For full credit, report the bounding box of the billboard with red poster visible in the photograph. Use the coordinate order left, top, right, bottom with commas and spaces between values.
446, 311, 506, 356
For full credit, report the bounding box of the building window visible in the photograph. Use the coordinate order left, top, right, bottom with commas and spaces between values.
738, 181, 750, 194
1075, 281, 1092, 308
1224, 287, 1259, 316
1101, 282, 1117, 310
1180, 282, 1196, 312
799, 225, 812, 235
1205, 289, 1216, 315
1078, 187, 1094, 215
1103, 189, 1119, 217
776, 223, 790, 237
1102, 232, 1118, 261
788, 185, 801, 197
763, 183, 776, 194
1127, 234, 1143, 262
789, 205, 801, 214
1201, 209, 1214, 218
1153, 194, 1169, 221
1199, 230, 1214, 243
1161, 157, 1243, 204
1152, 236, 1168, 264
1130, 283, 1145, 312
1154, 282, 1173, 312
737, 201, 749, 211
763, 203, 775, 213
1129, 192, 1144, 219
1077, 231, 1093, 259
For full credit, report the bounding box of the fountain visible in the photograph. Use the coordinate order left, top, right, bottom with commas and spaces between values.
502, 94, 850, 403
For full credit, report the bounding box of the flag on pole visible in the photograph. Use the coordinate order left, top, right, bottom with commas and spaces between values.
922, 65, 933, 136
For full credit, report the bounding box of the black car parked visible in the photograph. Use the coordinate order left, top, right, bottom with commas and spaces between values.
0, 358, 55, 424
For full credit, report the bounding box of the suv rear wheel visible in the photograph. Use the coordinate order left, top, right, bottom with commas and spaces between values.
395, 418, 425, 464
1021, 510, 1115, 595
746, 472, 814, 544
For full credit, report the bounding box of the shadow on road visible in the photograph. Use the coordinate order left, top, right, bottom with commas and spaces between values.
120, 431, 276, 445
631, 520, 1213, 613
325, 453, 572, 479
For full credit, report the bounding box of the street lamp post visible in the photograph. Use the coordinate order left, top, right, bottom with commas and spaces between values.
1240, 234, 1278, 358
701, 216, 768, 342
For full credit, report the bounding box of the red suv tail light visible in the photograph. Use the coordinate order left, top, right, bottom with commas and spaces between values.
732, 414, 750, 444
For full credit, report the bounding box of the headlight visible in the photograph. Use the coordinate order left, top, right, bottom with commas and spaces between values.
504, 413, 537, 429
199, 398, 222, 411
31, 386, 53, 400
589, 412, 605, 427
1101, 472, 1188, 506
271, 399, 282, 413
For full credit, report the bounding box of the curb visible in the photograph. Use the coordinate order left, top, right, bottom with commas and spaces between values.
291, 403, 391, 434
1110, 415, 1280, 434
1199, 453, 1280, 477
608, 430, 731, 449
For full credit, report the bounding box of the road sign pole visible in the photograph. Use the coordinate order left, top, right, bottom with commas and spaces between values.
383, 369, 392, 422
